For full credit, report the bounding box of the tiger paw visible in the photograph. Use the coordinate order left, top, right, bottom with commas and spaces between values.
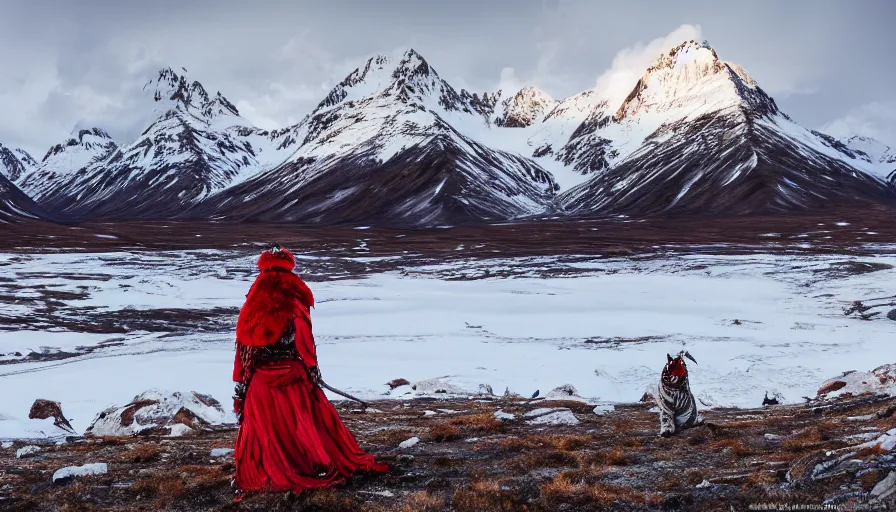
660, 430, 674, 438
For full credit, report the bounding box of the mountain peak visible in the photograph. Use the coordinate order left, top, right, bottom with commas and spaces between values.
843, 135, 893, 164
314, 47, 463, 115
494, 86, 558, 128
0, 143, 36, 182
614, 38, 773, 121
647, 39, 719, 73
41, 127, 117, 163
144, 67, 239, 119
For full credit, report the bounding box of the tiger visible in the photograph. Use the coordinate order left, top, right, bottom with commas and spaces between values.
656, 351, 703, 437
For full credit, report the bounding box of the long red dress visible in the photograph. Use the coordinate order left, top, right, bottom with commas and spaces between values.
232, 246, 388, 493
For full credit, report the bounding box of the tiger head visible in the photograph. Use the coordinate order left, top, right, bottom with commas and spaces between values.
662, 351, 697, 387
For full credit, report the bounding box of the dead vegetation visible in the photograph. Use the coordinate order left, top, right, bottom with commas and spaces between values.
1, 394, 895, 511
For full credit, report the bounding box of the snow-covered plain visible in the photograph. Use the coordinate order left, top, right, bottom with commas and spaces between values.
0, 248, 894, 439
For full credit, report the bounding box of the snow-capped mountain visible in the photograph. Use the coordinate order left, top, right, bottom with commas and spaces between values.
555, 40, 896, 216
29, 68, 299, 220
16, 42, 896, 224
493, 87, 558, 128
0, 143, 36, 183
195, 49, 557, 225
17, 128, 118, 198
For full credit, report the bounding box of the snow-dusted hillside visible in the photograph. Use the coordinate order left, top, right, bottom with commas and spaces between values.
196, 50, 557, 225
28, 69, 299, 220
555, 40, 896, 216
0, 143, 36, 183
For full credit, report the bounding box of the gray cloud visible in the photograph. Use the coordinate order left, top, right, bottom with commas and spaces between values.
1, 0, 894, 157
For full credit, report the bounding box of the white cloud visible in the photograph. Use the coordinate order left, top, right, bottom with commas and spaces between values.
497, 67, 523, 96
821, 101, 896, 147
593, 24, 703, 109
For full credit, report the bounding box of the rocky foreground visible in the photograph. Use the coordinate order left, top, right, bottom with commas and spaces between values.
1, 392, 895, 512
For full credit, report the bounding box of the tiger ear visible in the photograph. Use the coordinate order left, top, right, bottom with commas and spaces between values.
667, 353, 673, 363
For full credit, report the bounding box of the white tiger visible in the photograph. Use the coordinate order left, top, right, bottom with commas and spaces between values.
656, 352, 703, 437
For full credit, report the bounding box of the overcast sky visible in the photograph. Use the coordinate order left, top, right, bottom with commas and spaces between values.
1, 0, 894, 157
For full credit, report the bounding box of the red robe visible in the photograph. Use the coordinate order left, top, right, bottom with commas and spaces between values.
232, 247, 388, 493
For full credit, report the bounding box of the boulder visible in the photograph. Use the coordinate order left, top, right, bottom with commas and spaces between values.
817, 364, 896, 398
86, 389, 227, 437
28, 399, 75, 434
52, 463, 108, 484
386, 378, 410, 390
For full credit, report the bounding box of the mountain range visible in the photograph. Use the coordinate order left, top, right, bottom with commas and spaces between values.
1, 40, 894, 227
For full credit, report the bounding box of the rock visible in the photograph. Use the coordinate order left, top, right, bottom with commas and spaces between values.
52, 463, 108, 483
817, 381, 848, 395
762, 391, 781, 405
386, 378, 410, 390
887, 309, 896, 321
396, 454, 415, 463
210, 448, 234, 458
28, 399, 76, 434
526, 409, 580, 426
548, 384, 577, 397
817, 364, 896, 398
86, 389, 227, 437
593, 404, 614, 416
871, 471, 896, 502
398, 437, 420, 449
493, 410, 515, 421
16, 445, 40, 458
1, 441, 13, 449
411, 379, 470, 396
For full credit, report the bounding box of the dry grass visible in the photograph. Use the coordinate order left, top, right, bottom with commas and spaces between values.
117, 443, 162, 463
857, 443, 890, 457
686, 469, 706, 486
302, 488, 363, 512
451, 480, 525, 512
129, 464, 229, 508
507, 450, 579, 472
369, 428, 419, 445
707, 438, 755, 457
428, 423, 462, 442
539, 471, 662, 507
619, 437, 643, 448
449, 413, 504, 434
398, 491, 446, 512
605, 447, 631, 466
498, 434, 593, 453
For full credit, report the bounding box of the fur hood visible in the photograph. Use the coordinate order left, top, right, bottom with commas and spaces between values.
236, 247, 315, 347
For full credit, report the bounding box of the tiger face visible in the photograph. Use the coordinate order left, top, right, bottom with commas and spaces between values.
663, 353, 689, 386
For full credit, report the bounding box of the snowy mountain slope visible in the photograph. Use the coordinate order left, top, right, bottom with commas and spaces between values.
193, 49, 557, 225
0, 143, 36, 183
17, 128, 118, 198
30, 69, 299, 220
828, 135, 896, 181
0, 173, 60, 224
556, 40, 896, 216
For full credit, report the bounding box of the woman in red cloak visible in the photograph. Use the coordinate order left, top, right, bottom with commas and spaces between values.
231, 244, 388, 496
